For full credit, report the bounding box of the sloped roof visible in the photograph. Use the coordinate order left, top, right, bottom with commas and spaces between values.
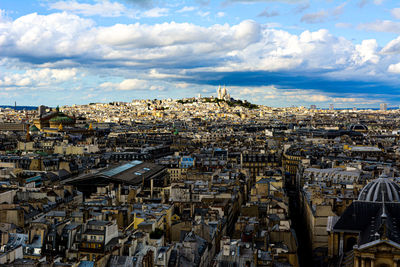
333, 201, 400, 246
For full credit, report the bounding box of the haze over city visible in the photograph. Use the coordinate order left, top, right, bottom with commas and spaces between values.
1, 0, 400, 107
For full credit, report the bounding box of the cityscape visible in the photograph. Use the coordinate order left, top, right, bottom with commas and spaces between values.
0, 88, 399, 267
2, 0, 400, 267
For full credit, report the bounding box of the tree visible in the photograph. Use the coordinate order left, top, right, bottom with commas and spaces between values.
150, 228, 164, 239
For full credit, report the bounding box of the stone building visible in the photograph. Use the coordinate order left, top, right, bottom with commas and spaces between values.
328, 175, 400, 267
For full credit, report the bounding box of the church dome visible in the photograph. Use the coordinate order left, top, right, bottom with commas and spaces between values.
358, 174, 400, 202
348, 124, 368, 131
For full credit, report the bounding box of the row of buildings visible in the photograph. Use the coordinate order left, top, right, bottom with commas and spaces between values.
0, 97, 400, 266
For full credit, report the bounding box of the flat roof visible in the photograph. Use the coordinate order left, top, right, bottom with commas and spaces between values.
63, 161, 165, 186
101, 160, 142, 177
103, 162, 164, 185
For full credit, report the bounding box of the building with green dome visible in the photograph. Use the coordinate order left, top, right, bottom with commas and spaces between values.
33, 109, 75, 130
49, 113, 75, 128
29, 124, 39, 132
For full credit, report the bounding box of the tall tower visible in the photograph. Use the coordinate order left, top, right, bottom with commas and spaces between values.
217, 85, 221, 99
38, 105, 46, 117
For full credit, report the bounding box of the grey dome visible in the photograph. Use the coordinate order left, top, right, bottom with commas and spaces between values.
349, 124, 368, 131
358, 175, 400, 202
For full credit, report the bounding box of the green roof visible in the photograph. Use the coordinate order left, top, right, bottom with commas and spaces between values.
29, 125, 39, 132
49, 114, 74, 123
35, 151, 48, 156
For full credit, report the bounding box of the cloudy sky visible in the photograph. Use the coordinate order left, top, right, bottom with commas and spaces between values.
1, 0, 400, 107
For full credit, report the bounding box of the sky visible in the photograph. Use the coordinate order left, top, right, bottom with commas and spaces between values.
1, 0, 400, 108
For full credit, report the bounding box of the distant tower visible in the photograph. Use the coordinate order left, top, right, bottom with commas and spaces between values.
380, 103, 387, 111
217, 85, 222, 99
329, 104, 334, 111
38, 105, 46, 117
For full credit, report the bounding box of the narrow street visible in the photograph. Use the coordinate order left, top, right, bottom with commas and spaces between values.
287, 186, 313, 267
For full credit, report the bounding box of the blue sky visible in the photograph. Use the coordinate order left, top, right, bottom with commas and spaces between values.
1, 0, 400, 108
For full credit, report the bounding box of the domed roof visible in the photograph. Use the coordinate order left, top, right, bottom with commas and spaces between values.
358, 174, 400, 202
29, 125, 39, 132
349, 124, 368, 131
49, 113, 74, 123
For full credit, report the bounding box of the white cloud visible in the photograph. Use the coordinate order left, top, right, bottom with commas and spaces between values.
301, 10, 328, 24
142, 7, 169, 18
217, 12, 226, 17
198, 11, 210, 17
388, 62, 400, 73
100, 79, 148, 90
238, 87, 272, 95
150, 85, 165, 91
82, 93, 97, 100
332, 3, 346, 16
0, 12, 95, 58
391, 8, 400, 19
0, 68, 78, 88
381, 36, 400, 54
0, 11, 400, 89
224, 86, 381, 107
49, 0, 135, 18
333, 97, 357, 103
94, 19, 261, 59
258, 8, 279, 18
358, 20, 400, 34
176, 6, 196, 13
48, 1, 169, 19
352, 39, 379, 64
285, 92, 330, 102
0, 9, 9, 23
176, 83, 190, 88
301, 3, 345, 24
99, 79, 165, 91
0, 12, 350, 73
148, 69, 184, 79
335, 22, 352, 28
